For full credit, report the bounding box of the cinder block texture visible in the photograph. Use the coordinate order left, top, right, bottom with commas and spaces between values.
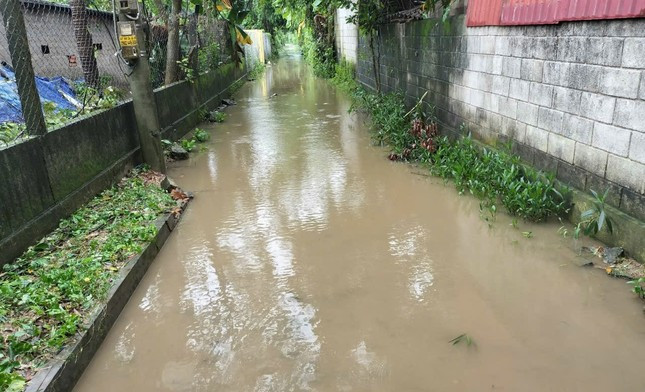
351, 12, 645, 218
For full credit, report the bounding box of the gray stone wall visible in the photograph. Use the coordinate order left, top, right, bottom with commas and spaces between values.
355, 15, 645, 221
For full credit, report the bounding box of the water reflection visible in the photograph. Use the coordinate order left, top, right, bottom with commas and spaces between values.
74, 49, 645, 392
388, 225, 435, 302
113, 322, 136, 364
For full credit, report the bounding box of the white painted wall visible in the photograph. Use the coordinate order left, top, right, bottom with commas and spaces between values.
335, 6, 358, 64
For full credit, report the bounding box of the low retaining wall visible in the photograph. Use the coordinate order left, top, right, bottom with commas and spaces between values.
0, 63, 247, 266
25, 202, 188, 392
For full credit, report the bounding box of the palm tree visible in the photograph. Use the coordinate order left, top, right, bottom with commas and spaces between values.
70, 0, 100, 88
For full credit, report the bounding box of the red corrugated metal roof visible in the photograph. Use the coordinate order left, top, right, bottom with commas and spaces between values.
557, 0, 645, 21
466, 0, 503, 26
500, 0, 560, 25
466, 0, 645, 27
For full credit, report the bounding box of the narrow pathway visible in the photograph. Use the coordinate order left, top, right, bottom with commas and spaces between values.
75, 52, 645, 391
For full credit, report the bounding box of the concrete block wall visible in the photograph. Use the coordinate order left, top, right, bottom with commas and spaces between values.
335, 6, 358, 64
354, 15, 645, 222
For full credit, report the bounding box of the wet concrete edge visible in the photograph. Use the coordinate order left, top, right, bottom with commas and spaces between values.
25, 200, 190, 392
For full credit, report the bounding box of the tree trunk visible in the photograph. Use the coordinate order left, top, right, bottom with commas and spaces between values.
187, 6, 200, 73
369, 33, 381, 92
70, 0, 99, 88
164, 0, 182, 85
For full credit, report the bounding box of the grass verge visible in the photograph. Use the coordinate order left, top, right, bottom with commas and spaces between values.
333, 61, 569, 222
0, 168, 177, 391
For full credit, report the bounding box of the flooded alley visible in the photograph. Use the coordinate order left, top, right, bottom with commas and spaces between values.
74, 53, 645, 391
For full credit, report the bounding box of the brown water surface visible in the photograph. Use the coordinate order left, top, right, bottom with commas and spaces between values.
74, 51, 645, 392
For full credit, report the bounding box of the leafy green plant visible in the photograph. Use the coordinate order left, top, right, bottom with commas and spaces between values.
74, 83, 123, 112
177, 57, 196, 83
248, 63, 266, 80
214, 0, 252, 65
331, 60, 357, 92
199, 108, 210, 122
578, 189, 613, 237
198, 41, 221, 71
627, 277, 645, 299
180, 138, 197, 152
212, 111, 227, 123
0, 169, 175, 389
193, 128, 210, 142
0, 122, 26, 145
2, 83, 124, 146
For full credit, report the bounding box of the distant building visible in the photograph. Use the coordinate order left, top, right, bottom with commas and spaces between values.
0, 1, 127, 86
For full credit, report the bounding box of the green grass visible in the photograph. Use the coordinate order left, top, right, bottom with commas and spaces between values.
0, 168, 175, 390
331, 60, 358, 92
344, 77, 569, 222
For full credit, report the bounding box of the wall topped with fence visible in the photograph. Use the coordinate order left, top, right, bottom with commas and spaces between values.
0, 0, 235, 146
0, 61, 248, 266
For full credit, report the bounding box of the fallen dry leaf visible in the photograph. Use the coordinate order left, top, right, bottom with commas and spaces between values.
170, 188, 189, 201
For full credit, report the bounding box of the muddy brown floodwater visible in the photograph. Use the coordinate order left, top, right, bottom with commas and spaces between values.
74, 51, 645, 392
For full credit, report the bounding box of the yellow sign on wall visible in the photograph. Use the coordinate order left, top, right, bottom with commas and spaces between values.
119, 35, 138, 47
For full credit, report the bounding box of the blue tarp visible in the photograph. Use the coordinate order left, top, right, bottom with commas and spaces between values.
0, 65, 80, 123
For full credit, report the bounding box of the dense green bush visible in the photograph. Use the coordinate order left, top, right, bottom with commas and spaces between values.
300, 26, 336, 78
198, 41, 221, 71
331, 60, 357, 91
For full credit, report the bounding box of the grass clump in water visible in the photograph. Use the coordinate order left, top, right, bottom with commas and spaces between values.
431, 136, 568, 222
0, 168, 176, 390
331, 60, 358, 92
345, 81, 569, 222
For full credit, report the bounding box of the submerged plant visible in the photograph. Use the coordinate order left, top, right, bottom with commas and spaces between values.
449, 333, 475, 347
627, 278, 645, 299
345, 75, 569, 223
212, 111, 227, 123
430, 135, 568, 222
193, 128, 210, 142
577, 189, 613, 238
180, 138, 197, 152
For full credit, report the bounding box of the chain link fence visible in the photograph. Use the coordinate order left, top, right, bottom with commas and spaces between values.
147, 8, 230, 88
0, 0, 232, 146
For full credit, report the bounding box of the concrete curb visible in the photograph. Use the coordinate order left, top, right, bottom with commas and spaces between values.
25, 200, 189, 392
